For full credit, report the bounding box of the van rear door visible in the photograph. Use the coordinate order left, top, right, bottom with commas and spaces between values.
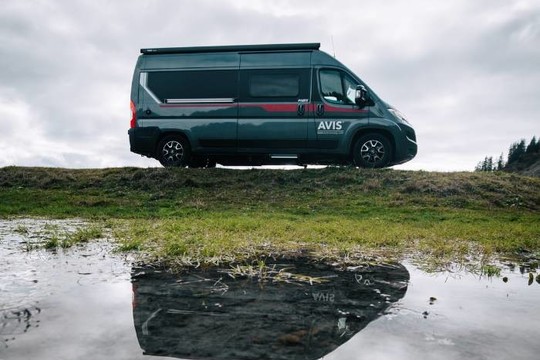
138, 69, 239, 152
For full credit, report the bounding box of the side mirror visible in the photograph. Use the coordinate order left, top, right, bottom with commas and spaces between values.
355, 85, 374, 108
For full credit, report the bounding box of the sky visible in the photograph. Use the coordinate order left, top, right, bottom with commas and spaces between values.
0, 0, 538, 171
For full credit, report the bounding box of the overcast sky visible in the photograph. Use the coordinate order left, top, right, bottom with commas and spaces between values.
0, 0, 538, 171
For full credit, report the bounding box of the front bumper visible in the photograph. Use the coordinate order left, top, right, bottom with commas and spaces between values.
392, 124, 417, 165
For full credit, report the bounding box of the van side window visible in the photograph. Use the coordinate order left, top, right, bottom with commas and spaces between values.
319, 69, 358, 105
147, 70, 238, 102
250, 74, 299, 98
240, 69, 310, 102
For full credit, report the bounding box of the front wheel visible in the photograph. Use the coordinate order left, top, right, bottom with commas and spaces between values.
353, 134, 392, 168
157, 136, 191, 167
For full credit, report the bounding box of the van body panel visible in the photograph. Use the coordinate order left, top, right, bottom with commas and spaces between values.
237, 103, 309, 152
311, 50, 345, 67
128, 43, 417, 167
240, 52, 311, 68
142, 53, 240, 70
237, 57, 312, 154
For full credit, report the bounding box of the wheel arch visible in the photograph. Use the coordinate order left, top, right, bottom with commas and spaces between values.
349, 128, 395, 162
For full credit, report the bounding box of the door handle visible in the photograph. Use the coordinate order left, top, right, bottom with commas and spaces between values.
316, 104, 324, 116
297, 103, 305, 116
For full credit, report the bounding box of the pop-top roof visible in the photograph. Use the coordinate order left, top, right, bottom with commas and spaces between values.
140, 43, 320, 55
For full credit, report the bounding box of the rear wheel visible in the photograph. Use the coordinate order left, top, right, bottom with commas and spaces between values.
353, 134, 392, 168
157, 136, 190, 167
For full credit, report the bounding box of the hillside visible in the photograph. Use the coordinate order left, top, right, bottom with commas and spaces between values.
1, 166, 539, 210
1, 166, 539, 267
505, 153, 540, 177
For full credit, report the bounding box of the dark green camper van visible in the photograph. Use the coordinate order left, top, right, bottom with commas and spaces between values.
128, 43, 417, 168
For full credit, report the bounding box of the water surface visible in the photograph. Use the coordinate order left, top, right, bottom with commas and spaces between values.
1, 219, 539, 360
132, 260, 409, 359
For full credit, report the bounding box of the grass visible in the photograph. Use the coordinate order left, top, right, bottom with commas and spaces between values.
10, 220, 104, 251
1, 166, 539, 268
225, 261, 331, 285
39, 225, 104, 250
481, 264, 502, 277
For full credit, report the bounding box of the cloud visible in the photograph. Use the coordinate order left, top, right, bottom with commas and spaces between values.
0, 91, 70, 167
0, 0, 538, 171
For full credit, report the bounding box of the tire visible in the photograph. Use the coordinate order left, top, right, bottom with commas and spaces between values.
157, 135, 190, 167
353, 134, 392, 168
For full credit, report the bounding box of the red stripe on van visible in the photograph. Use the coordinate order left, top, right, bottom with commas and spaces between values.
241, 103, 368, 113
158, 102, 368, 113
159, 104, 235, 108
240, 103, 298, 112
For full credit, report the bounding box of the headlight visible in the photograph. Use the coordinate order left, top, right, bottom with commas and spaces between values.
388, 108, 411, 126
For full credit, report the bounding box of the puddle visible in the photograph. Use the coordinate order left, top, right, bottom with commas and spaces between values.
1, 219, 539, 360
324, 263, 540, 360
0, 219, 136, 360
132, 261, 409, 360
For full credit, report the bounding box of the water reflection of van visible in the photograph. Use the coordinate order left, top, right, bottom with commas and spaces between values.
131, 261, 409, 360
128, 43, 417, 168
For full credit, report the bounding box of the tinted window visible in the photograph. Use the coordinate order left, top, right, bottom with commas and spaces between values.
147, 70, 238, 102
240, 69, 310, 102
249, 74, 299, 97
319, 69, 358, 105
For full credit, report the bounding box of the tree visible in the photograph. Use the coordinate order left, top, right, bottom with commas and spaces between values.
486, 156, 493, 171
475, 135, 538, 172
526, 136, 537, 154
475, 156, 494, 172
508, 139, 526, 165
474, 162, 482, 172
496, 153, 505, 170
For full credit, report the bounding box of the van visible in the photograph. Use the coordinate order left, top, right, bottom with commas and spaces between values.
128, 43, 417, 168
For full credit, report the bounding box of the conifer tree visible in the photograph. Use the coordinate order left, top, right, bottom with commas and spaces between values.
475, 136, 538, 171
508, 139, 526, 164
526, 137, 537, 154
496, 153, 505, 170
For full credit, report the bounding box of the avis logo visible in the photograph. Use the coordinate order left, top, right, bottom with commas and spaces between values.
312, 292, 335, 302
317, 121, 343, 131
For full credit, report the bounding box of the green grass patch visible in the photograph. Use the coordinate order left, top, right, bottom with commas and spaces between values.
1, 166, 539, 267
41, 225, 104, 249
108, 209, 539, 268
